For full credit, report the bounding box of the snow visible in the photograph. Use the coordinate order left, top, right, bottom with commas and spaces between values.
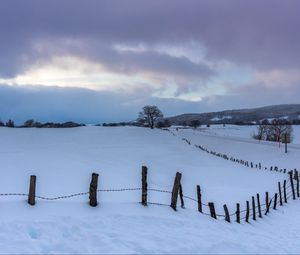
210, 115, 232, 121
175, 125, 300, 171
195, 124, 300, 144
0, 126, 299, 253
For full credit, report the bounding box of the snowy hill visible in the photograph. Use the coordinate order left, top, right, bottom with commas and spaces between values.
166, 104, 300, 125
0, 126, 299, 253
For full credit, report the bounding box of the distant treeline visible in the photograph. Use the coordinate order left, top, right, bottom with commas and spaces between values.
0, 119, 85, 128
100, 119, 171, 128
178, 119, 300, 126
1, 117, 299, 129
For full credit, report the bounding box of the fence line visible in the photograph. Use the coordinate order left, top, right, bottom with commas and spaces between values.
165, 128, 297, 176
0, 165, 298, 226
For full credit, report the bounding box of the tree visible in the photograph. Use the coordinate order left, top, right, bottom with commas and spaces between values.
179, 121, 187, 127
156, 119, 171, 129
24, 119, 35, 127
6, 119, 14, 128
190, 119, 201, 129
138, 105, 163, 129
253, 119, 293, 143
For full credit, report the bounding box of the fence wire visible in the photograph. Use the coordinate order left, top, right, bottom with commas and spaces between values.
0, 181, 298, 223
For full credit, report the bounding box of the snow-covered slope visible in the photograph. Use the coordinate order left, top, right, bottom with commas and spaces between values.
174, 125, 300, 171
194, 124, 300, 144
0, 126, 299, 253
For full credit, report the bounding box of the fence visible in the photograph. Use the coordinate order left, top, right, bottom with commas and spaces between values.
165, 128, 297, 176
2, 165, 299, 225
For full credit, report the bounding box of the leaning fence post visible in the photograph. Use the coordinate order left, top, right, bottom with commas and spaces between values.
28, 175, 36, 206
257, 193, 262, 218
265, 192, 269, 215
170, 172, 182, 211
289, 171, 296, 200
179, 184, 185, 209
273, 193, 278, 210
252, 196, 256, 221
223, 204, 230, 223
245, 201, 250, 223
236, 203, 240, 223
283, 180, 287, 203
196, 185, 202, 213
141, 166, 148, 206
208, 202, 217, 219
278, 182, 283, 206
89, 173, 99, 207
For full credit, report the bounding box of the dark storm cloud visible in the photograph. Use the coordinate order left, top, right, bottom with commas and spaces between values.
0, 0, 299, 78
92, 48, 214, 78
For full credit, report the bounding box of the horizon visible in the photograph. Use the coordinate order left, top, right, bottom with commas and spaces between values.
1, 0, 300, 123
1, 103, 300, 126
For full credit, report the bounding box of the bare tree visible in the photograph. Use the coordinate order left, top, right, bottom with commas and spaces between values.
138, 105, 163, 129
6, 119, 15, 128
190, 119, 201, 129
24, 119, 35, 128
269, 119, 293, 143
253, 119, 293, 143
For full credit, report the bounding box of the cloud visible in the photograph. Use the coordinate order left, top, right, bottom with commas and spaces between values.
1, 0, 299, 74
1, 81, 299, 125
0, 0, 299, 120
0, 84, 209, 124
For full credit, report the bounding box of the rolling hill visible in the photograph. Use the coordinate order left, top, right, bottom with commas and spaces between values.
166, 104, 300, 125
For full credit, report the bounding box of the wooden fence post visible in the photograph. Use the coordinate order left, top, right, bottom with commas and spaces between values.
289, 171, 296, 200
28, 175, 36, 206
245, 201, 250, 223
265, 192, 269, 215
179, 184, 185, 209
252, 196, 256, 221
223, 204, 230, 223
236, 203, 240, 223
170, 172, 182, 211
89, 173, 99, 207
196, 185, 202, 213
285, 133, 288, 153
256, 193, 261, 218
296, 170, 300, 198
278, 182, 283, 206
141, 166, 148, 206
284, 180, 287, 203
208, 202, 217, 219
273, 193, 278, 210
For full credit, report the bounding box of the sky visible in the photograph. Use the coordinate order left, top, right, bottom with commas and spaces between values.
0, 0, 299, 123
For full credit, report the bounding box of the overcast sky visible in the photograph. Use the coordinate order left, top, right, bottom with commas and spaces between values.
0, 0, 299, 123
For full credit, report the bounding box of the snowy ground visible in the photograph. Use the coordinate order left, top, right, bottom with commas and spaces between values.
0, 126, 299, 254
193, 124, 300, 145
175, 125, 300, 171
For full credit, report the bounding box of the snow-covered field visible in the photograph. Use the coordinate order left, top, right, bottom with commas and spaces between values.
174, 125, 300, 171
0, 126, 299, 254
195, 124, 300, 145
